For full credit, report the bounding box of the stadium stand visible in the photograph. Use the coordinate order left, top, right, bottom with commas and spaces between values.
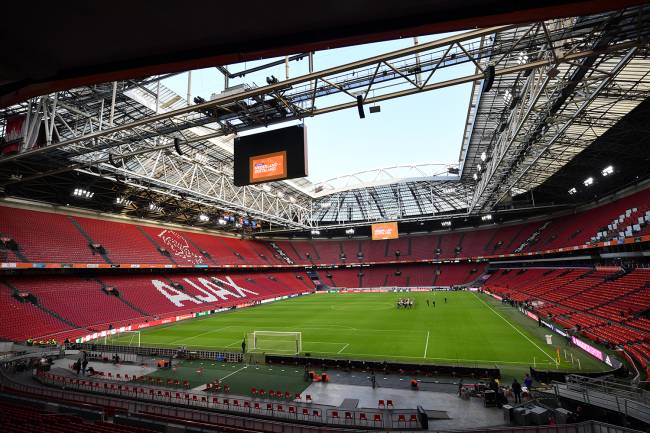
0, 399, 155, 433
0, 271, 312, 342
1, 188, 649, 267
483, 267, 650, 367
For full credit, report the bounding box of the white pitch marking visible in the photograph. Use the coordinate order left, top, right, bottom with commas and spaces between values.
337, 343, 350, 354
219, 365, 248, 381
168, 326, 231, 345
424, 331, 430, 358
472, 293, 557, 364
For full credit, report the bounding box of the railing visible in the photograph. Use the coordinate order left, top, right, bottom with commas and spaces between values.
29, 370, 419, 430
73, 343, 243, 363
552, 377, 650, 424
565, 375, 649, 404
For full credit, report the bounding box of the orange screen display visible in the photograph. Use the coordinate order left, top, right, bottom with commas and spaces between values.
249, 151, 287, 183
371, 222, 399, 240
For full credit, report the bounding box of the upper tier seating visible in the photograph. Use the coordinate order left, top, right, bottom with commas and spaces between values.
1, 187, 649, 266
0, 207, 104, 263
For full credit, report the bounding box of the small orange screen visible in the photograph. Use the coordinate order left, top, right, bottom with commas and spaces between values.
249, 151, 287, 183
371, 222, 399, 240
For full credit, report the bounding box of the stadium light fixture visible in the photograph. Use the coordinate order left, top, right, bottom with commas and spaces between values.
72, 188, 94, 199
601, 165, 614, 177
583, 177, 594, 187
310, 229, 321, 236
289, 196, 296, 203
320, 202, 331, 209
442, 187, 455, 194
516, 51, 529, 65
473, 173, 478, 181
148, 202, 162, 212
115, 196, 132, 206
477, 164, 482, 172
199, 214, 210, 222
441, 220, 452, 227
481, 214, 493, 221
218, 218, 227, 225
480, 151, 487, 162
503, 89, 512, 105
277, 191, 284, 198
568, 187, 577, 195
345, 228, 355, 235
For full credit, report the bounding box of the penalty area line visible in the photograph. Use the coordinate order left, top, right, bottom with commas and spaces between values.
337, 343, 350, 354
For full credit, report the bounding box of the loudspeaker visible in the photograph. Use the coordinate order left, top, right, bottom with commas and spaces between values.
174, 138, 183, 156
356, 95, 365, 119
482, 65, 495, 93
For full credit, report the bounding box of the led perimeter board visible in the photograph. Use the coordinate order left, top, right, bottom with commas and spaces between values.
233, 125, 308, 186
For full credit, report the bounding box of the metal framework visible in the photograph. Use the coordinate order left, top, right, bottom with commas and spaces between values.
0, 5, 649, 231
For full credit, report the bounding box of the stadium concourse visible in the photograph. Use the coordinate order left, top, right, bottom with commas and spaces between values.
2, 3, 650, 433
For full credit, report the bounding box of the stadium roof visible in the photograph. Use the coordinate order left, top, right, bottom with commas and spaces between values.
1, 0, 643, 108
1, 5, 649, 233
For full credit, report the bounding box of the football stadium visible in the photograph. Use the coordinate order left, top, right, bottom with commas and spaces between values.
1, 2, 650, 432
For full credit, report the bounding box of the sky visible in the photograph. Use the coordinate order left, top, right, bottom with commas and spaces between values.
162, 33, 474, 184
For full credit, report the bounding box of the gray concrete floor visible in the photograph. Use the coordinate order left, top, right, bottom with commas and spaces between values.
303, 382, 507, 430
52, 357, 158, 378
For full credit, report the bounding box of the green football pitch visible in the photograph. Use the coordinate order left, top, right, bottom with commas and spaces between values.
101, 291, 608, 380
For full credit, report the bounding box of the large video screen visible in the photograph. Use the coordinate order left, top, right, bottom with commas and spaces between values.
371, 222, 399, 240
234, 125, 308, 186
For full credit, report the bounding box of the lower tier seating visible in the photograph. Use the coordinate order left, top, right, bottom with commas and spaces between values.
483, 267, 650, 348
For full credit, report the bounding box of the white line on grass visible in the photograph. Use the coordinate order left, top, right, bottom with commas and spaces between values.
306, 350, 547, 365
472, 293, 557, 364
219, 365, 248, 381
168, 326, 232, 346
337, 343, 350, 354
226, 340, 242, 348
424, 331, 430, 359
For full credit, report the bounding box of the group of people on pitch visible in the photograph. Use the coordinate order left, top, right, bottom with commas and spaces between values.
396, 298, 414, 309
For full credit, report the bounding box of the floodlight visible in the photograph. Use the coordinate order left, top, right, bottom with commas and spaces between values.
199, 214, 209, 222
583, 177, 594, 186
601, 165, 613, 177
480, 151, 487, 162
568, 187, 577, 195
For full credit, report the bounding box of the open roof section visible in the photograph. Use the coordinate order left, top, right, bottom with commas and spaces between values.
1, 0, 643, 108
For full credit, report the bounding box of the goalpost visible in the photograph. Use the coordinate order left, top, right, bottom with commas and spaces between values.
248, 331, 302, 355
103, 331, 141, 347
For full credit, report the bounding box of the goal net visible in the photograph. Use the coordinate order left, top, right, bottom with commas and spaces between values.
103, 331, 141, 347
248, 331, 302, 354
